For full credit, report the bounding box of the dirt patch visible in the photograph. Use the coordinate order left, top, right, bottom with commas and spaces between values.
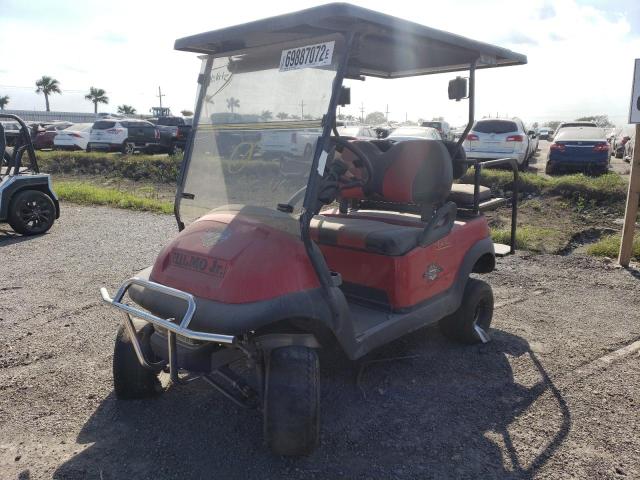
558, 227, 619, 255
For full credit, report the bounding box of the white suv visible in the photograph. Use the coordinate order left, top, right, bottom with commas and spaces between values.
87, 119, 160, 154
463, 118, 531, 169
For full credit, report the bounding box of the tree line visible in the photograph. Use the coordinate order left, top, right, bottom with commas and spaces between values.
0, 76, 194, 117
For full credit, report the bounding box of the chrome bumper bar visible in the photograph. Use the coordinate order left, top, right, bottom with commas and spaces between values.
100, 278, 235, 344
101, 277, 235, 383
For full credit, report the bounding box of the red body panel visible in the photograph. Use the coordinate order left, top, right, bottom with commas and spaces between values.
150, 208, 320, 304
317, 215, 490, 309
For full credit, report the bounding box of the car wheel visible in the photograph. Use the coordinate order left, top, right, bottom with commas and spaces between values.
263, 345, 320, 456
8, 189, 56, 235
545, 162, 555, 175
86, 143, 92, 152
122, 141, 135, 155
440, 278, 493, 344
113, 323, 163, 400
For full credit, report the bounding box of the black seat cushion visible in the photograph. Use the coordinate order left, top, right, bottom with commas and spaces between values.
310, 215, 423, 256
448, 183, 491, 205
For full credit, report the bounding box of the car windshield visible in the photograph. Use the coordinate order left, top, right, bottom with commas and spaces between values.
473, 120, 518, 134
555, 127, 605, 141
389, 127, 437, 139
337, 126, 361, 136
178, 35, 343, 226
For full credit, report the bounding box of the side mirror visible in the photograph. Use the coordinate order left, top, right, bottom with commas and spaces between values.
448, 77, 468, 101
338, 87, 351, 107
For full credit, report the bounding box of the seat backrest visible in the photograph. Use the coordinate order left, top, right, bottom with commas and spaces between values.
340, 139, 453, 208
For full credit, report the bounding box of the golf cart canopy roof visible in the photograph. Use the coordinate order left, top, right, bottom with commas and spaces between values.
175, 3, 527, 78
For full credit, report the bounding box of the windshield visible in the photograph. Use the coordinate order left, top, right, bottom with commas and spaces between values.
178, 35, 343, 226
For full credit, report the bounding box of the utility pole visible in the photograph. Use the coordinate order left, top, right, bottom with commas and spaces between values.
300, 100, 304, 119
385, 104, 390, 122
157, 86, 165, 109
360, 102, 365, 123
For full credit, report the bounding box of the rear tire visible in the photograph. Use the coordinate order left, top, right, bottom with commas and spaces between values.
263, 346, 320, 456
122, 141, 135, 155
113, 323, 163, 399
86, 143, 92, 152
8, 189, 56, 235
440, 278, 493, 344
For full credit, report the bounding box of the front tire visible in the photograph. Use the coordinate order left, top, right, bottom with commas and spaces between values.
263, 346, 320, 456
113, 323, 163, 399
8, 189, 56, 235
440, 278, 494, 344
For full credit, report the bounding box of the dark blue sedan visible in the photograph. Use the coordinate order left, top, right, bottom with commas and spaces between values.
545, 127, 610, 175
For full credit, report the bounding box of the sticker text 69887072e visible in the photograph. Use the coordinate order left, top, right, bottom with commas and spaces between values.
279, 41, 334, 72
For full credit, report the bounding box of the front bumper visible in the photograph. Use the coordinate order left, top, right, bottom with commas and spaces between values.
101, 277, 235, 344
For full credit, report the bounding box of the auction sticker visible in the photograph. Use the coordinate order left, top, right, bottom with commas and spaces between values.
280, 41, 334, 72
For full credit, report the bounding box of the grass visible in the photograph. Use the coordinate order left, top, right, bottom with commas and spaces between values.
462, 169, 627, 204
54, 181, 173, 214
586, 234, 640, 261
491, 225, 570, 254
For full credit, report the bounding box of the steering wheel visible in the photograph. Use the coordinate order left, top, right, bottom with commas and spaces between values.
328, 136, 374, 190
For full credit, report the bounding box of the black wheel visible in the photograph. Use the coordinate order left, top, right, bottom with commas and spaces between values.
263, 346, 320, 456
8, 189, 56, 235
440, 278, 494, 344
113, 323, 163, 399
545, 162, 555, 175
122, 141, 135, 155
86, 143, 92, 152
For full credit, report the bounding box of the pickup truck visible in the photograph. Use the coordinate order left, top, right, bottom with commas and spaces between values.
148, 116, 192, 153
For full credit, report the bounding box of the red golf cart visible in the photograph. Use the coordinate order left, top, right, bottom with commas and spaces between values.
101, 3, 525, 456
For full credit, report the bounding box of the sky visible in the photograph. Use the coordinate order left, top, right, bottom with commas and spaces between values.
0, 0, 639, 127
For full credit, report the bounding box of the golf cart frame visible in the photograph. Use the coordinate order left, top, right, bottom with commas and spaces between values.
101, 3, 525, 455
1, 113, 60, 233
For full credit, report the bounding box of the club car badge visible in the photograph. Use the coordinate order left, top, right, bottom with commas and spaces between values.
424, 263, 443, 281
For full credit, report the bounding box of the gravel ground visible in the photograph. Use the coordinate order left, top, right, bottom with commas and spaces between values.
1, 205, 639, 480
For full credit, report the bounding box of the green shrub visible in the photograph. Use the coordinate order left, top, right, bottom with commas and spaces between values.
586, 234, 640, 260
37, 151, 282, 184
461, 168, 626, 205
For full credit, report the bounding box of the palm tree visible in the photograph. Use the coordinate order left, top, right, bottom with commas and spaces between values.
276, 112, 289, 120
117, 104, 136, 115
180, 109, 193, 117
260, 110, 273, 121
85, 87, 109, 114
35, 76, 61, 112
226, 97, 240, 113
0, 95, 9, 110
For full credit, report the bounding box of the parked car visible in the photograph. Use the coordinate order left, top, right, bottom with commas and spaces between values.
387, 126, 441, 141
463, 118, 531, 169
0, 121, 21, 146
148, 116, 192, 153
420, 120, 452, 140
538, 127, 553, 140
33, 122, 73, 150
545, 126, 609, 175
53, 123, 94, 151
612, 126, 634, 159
87, 119, 167, 154
527, 128, 539, 157
336, 125, 377, 139
624, 129, 635, 163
